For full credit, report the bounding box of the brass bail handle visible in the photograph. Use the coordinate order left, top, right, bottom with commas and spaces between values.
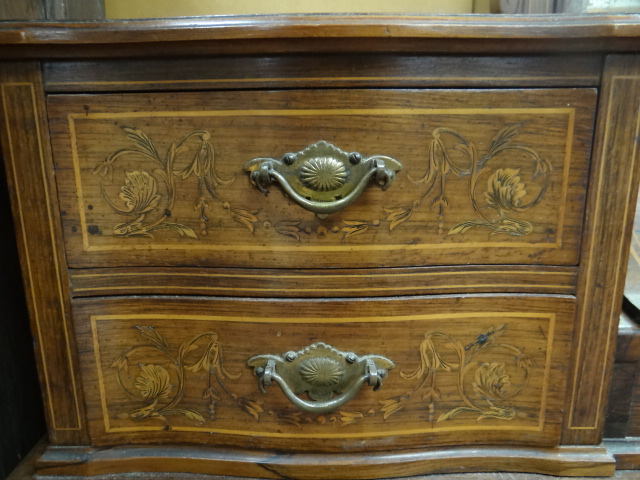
243, 141, 403, 215
247, 342, 395, 414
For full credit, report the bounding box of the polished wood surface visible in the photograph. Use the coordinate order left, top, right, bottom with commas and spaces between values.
1, 14, 639, 480
34, 444, 615, 479
1, 15, 640, 45
67, 265, 579, 298
42, 54, 604, 92
73, 295, 573, 451
47, 88, 595, 270
0, 62, 88, 445
7, 438, 619, 480
1, 16, 640, 58
562, 55, 640, 446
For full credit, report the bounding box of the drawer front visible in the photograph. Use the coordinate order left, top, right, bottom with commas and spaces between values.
74, 295, 574, 451
48, 89, 595, 269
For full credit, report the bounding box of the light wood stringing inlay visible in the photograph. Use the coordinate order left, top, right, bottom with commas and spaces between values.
91, 311, 555, 438
2, 82, 83, 431
68, 107, 575, 253
568, 74, 640, 430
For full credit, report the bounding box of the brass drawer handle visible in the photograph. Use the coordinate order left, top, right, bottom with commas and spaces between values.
247, 342, 394, 414
243, 141, 402, 215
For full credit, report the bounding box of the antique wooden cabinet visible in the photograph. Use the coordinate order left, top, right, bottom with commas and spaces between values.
1, 14, 640, 479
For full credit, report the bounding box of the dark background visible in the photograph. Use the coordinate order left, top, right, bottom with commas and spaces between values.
0, 153, 46, 480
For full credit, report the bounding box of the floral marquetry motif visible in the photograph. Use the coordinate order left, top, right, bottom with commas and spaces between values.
394, 325, 533, 423
386, 124, 551, 237
2, 14, 636, 479
93, 127, 257, 238
52, 89, 592, 270
104, 320, 544, 430
134, 364, 173, 399
78, 293, 570, 465
93, 123, 551, 245
115, 171, 161, 216
111, 326, 262, 423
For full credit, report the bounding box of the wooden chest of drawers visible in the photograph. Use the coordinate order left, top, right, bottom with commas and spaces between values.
2, 14, 640, 479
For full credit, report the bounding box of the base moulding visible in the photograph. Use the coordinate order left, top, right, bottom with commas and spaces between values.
33, 443, 616, 479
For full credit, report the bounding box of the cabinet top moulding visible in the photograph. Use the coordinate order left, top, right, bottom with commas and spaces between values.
0, 14, 640, 57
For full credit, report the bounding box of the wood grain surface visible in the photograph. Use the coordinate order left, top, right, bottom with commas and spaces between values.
6, 437, 621, 479
1, 15, 640, 45
33, 443, 615, 478
72, 295, 574, 452
0, 62, 88, 445
1, 15, 640, 58
67, 265, 578, 298
562, 54, 640, 446
2, 15, 639, 480
48, 88, 595, 270
42, 54, 604, 92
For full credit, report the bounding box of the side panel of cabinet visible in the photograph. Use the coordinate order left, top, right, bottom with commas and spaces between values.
563, 54, 640, 445
0, 62, 88, 444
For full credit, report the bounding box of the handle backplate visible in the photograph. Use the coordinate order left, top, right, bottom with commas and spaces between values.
243, 141, 403, 215
247, 342, 395, 414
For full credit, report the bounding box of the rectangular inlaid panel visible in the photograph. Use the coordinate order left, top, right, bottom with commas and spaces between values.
73, 295, 574, 451
48, 89, 595, 269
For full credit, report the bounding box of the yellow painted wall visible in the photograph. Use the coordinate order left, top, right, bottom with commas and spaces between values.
105, 0, 476, 19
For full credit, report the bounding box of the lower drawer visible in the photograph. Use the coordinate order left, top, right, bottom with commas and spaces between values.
73, 295, 574, 451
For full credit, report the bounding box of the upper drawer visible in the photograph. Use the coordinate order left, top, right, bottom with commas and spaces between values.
48, 89, 596, 269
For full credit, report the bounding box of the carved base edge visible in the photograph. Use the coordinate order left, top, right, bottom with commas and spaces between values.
604, 438, 640, 470
34, 444, 615, 479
